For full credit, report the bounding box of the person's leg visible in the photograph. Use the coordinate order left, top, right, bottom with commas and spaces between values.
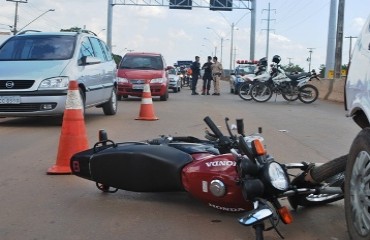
192, 76, 199, 95
206, 78, 211, 95
215, 76, 220, 95
201, 79, 206, 95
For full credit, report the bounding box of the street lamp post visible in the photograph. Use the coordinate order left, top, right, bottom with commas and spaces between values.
203, 37, 217, 57
206, 27, 228, 65
17, 9, 55, 34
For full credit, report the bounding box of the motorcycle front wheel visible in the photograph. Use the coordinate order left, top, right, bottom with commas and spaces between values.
345, 128, 370, 240
298, 84, 318, 103
282, 86, 299, 101
288, 155, 346, 208
238, 82, 253, 101
250, 82, 273, 102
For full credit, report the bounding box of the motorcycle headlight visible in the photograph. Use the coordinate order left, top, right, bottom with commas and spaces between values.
38, 77, 69, 90
151, 78, 165, 83
117, 77, 129, 83
263, 161, 289, 191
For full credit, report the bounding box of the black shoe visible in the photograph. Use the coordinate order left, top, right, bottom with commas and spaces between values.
212, 93, 220, 96
192, 92, 199, 95
212, 93, 217, 95
207, 92, 210, 95
201, 92, 205, 95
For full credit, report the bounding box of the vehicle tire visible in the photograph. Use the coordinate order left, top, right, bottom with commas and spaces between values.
345, 128, 370, 240
160, 89, 169, 101
298, 84, 318, 104
282, 87, 299, 101
238, 82, 253, 101
250, 82, 272, 102
173, 87, 178, 93
79, 88, 86, 116
288, 155, 346, 208
102, 87, 118, 115
230, 88, 234, 94
178, 86, 181, 92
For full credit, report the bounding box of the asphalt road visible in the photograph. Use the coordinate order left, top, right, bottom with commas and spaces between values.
0, 80, 360, 240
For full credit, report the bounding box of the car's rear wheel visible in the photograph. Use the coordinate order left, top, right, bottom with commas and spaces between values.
102, 88, 118, 115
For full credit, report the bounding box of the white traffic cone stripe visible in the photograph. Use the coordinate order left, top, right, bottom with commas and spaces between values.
65, 90, 83, 110
141, 98, 153, 104
143, 84, 150, 92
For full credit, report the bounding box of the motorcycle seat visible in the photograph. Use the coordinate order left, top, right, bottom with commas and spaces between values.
286, 72, 311, 81
87, 144, 193, 192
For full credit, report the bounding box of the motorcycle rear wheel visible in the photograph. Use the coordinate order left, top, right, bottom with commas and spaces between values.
250, 82, 273, 102
298, 84, 318, 103
238, 82, 253, 101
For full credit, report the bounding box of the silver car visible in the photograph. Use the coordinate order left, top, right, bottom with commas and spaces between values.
168, 67, 181, 93
0, 30, 117, 117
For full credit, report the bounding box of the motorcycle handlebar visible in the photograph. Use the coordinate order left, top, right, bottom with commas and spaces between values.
203, 116, 224, 138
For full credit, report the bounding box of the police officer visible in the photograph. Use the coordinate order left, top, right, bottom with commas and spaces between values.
201, 56, 213, 95
190, 56, 201, 95
211, 56, 223, 95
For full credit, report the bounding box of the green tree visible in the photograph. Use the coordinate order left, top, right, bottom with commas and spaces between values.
281, 64, 305, 73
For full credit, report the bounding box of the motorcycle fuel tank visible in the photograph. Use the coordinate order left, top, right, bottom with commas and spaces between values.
182, 153, 252, 212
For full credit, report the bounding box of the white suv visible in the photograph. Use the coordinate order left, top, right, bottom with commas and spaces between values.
0, 30, 117, 117
344, 15, 370, 240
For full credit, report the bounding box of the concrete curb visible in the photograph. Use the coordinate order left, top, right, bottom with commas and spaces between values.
311, 78, 345, 103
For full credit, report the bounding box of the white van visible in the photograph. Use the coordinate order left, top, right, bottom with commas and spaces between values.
0, 30, 117, 117
344, 14, 370, 240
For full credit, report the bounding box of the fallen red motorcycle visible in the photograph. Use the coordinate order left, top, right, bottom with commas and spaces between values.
70, 116, 345, 240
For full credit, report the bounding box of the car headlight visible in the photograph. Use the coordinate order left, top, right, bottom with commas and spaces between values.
237, 77, 245, 83
117, 77, 129, 83
38, 77, 69, 90
263, 161, 289, 191
151, 78, 165, 83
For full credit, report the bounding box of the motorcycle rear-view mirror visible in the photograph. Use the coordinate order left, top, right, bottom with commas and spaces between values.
238, 207, 273, 226
236, 119, 245, 136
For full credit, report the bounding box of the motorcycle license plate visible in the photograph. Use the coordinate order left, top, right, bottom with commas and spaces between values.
0, 96, 21, 104
132, 84, 144, 90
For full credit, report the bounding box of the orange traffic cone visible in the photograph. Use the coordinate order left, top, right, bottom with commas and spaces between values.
47, 80, 89, 174
136, 81, 159, 121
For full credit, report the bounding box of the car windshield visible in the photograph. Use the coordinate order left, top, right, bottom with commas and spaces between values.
237, 65, 256, 75
119, 55, 164, 70
0, 35, 76, 61
168, 68, 177, 75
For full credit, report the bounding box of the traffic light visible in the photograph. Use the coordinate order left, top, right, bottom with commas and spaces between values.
210, 0, 232, 11
169, 0, 192, 10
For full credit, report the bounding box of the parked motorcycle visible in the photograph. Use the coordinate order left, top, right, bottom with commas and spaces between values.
238, 57, 270, 101
238, 69, 270, 101
70, 116, 344, 240
250, 63, 320, 103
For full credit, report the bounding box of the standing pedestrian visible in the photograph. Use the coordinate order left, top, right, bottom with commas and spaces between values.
190, 56, 201, 95
201, 56, 213, 95
211, 56, 223, 96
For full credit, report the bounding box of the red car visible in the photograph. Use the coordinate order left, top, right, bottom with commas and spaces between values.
117, 52, 170, 101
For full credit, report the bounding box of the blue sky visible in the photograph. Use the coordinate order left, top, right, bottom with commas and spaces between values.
0, 0, 368, 71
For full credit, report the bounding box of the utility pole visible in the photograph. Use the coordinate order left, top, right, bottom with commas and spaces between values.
307, 48, 315, 72
345, 36, 357, 63
262, 2, 275, 61
6, 0, 28, 35
334, 0, 345, 79
250, 0, 256, 60
287, 57, 293, 66
325, 0, 337, 78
